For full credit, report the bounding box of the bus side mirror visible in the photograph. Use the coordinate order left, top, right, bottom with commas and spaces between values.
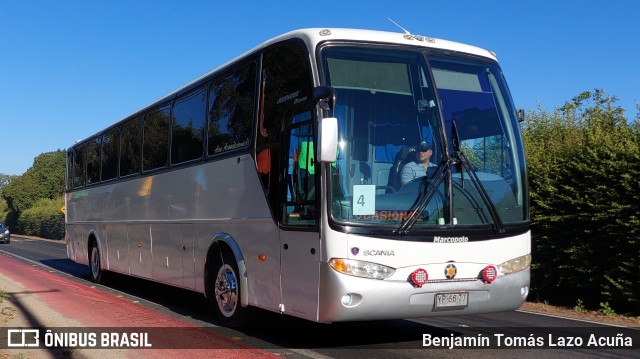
517, 108, 525, 122
314, 86, 338, 162
319, 116, 338, 163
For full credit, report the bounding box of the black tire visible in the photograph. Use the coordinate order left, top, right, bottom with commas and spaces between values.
206, 251, 249, 328
88, 241, 104, 283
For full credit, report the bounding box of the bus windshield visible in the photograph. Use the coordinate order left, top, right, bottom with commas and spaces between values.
322, 46, 528, 230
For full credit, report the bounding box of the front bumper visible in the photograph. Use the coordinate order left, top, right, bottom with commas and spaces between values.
318, 263, 530, 323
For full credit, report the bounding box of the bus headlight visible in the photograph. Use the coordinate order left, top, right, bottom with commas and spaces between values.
329, 258, 395, 279
498, 254, 531, 274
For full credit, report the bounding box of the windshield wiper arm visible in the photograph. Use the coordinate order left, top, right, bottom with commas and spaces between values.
395, 161, 449, 235
451, 120, 505, 234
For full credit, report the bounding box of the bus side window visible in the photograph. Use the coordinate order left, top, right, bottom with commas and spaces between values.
120, 117, 141, 177
207, 62, 255, 157
143, 106, 170, 171
172, 87, 206, 165
66, 150, 74, 190
73, 144, 86, 188
86, 136, 101, 185
101, 128, 119, 181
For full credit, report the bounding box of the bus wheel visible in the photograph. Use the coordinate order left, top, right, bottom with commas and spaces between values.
208, 251, 248, 327
89, 241, 103, 283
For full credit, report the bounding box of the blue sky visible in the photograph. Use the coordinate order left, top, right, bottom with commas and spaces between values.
1, 0, 638, 176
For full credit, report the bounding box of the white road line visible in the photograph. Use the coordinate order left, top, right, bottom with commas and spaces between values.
287, 349, 335, 359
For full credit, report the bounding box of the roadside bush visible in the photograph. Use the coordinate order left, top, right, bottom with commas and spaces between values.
523, 90, 640, 315
18, 197, 65, 240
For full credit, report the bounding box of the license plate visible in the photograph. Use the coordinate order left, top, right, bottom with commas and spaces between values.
434, 292, 469, 310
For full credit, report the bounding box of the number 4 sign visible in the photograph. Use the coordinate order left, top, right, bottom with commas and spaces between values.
352, 185, 376, 216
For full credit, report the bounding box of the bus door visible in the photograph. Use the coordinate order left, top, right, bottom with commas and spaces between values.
279, 108, 321, 321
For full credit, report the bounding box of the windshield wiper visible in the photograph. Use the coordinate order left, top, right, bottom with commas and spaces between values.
451, 120, 505, 234
395, 160, 449, 235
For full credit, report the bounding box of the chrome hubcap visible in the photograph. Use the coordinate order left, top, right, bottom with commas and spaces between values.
91, 247, 100, 279
214, 264, 238, 317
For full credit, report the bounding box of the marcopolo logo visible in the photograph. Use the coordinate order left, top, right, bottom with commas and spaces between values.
434, 236, 469, 243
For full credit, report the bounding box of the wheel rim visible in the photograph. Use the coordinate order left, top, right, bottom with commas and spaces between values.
214, 264, 238, 317
91, 246, 100, 279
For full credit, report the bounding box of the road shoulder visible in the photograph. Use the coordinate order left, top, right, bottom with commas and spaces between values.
520, 301, 640, 327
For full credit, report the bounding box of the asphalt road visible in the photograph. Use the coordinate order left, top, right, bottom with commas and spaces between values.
1, 235, 638, 359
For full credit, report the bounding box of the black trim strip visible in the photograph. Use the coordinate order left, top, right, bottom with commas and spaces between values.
328, 220, 530, 242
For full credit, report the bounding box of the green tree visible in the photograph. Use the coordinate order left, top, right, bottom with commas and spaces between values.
0, 173, 17, 189
0, 173, 17, 223
0, 196, 8, 224
2, 150, 66, 231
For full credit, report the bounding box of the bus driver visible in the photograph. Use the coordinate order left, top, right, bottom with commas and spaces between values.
401, 141, 435, 185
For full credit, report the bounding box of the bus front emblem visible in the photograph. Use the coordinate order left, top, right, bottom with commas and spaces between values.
444, 264, 457, 279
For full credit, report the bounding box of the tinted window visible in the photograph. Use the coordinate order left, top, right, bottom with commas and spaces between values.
257, 40, 313, 215
120, 118, 141, 177
208, 62, 256, 156
143, 106, 170, 171
101, 128, 119, 181
258, 42, 312, 147
73, 144, 86, 188
86, 137, 100, 185
172, 87, 206, 164
66, 151, 74, 190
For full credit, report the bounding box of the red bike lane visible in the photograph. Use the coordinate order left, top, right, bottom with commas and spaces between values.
0, 253, 280, 359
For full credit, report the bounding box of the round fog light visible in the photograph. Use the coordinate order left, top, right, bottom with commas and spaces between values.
411, 268, 429, 287
340, 293, 362, 307
520, 286, 529, 298
482, 265, 498, 283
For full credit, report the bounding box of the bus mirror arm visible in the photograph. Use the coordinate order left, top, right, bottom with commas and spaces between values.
314, 86, 338, 163
314, 86, 336, 113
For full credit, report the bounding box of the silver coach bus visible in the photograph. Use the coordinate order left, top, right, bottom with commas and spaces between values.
66, 28, 530, 327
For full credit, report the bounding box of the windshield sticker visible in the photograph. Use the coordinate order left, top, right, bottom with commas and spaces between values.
355, 210, 419, 221
352, 185, 376, 216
